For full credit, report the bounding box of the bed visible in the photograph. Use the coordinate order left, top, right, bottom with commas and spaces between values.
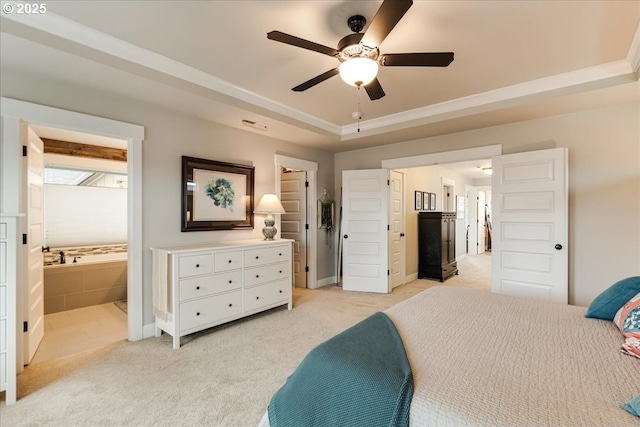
260, 286, 640, 426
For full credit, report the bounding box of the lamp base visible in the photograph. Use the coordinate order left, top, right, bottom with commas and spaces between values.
261, 214, 277, 240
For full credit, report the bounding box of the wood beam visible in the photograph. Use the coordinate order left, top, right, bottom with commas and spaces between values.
42, 138, 127, 162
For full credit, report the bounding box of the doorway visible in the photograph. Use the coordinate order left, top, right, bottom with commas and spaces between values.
30, 125, 129, 364
280, 168, 308, 288
1, 98, 144, 403
274, 155, 318, 289
381, 145, 501, 287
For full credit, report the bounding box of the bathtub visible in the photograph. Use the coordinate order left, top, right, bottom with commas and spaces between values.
44, 250, 127, 314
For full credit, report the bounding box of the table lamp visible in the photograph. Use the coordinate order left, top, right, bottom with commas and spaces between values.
254, 194, 286, 240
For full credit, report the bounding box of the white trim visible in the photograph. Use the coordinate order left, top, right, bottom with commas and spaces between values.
405, 272, 418, 283
626, 21, 640, 73
382, 145, 502, 169
317, 276, 337, 287
274, 155, 318, 289
0, 98, 145, 348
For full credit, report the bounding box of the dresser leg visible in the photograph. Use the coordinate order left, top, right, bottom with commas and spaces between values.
173, 335, 180, 350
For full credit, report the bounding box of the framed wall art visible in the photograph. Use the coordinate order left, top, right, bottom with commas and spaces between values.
414, 190, 422, 210
429, 193, 436, 211
182, 156, 254, 231
422, 192, 430, 210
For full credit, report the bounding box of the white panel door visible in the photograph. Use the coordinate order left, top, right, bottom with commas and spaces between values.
342, 169, 389, 293
389, 170, 404, 289
26, 127, 45, 363
491, 147, 568, 303
280, 171, 307, 288
477, 191, 486, 255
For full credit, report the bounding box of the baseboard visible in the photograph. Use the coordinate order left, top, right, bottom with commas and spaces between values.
316, 276, 337, 288
142, 322, 157, 339
405, 272, 418, 283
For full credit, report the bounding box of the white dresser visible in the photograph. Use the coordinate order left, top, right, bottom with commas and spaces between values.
152, 239, 293, 349
0, 214, 19, 404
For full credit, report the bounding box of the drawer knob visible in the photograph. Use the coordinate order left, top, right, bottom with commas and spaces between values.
279, 270, 282, 274
256, 274, 259, 278
196, 286, 200, 290
228, 260, 232, 263
196, 312, 200, 316
279, 253, 282, 256
196, 264, 200, 268
256, 256, 259, 259
228, 280, 232, 284
228, 303, 233, 307
279, 290, 282, 293
256, 296, 260, 300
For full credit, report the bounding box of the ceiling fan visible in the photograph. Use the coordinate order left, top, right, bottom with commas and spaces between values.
267, 0, 454, 101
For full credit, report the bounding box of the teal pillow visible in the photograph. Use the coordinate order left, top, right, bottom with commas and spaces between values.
585, 277, 640, 321
623, 394, 640, 418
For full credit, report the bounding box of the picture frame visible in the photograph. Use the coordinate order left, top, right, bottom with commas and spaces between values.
422, 192, 430, 210
182, 156, 254, 231
414, 191, 422, 210
457, 195, 465, 219
429, 193, 436, 211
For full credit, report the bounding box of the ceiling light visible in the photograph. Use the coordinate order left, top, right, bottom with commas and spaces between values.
482, 167, 492, 175
338, 58, 378, 87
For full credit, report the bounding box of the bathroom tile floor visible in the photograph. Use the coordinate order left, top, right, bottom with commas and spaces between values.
31, 302, 127, 365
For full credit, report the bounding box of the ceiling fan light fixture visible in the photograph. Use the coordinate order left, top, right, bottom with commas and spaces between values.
482, 167, 492, 175
338, 57, 378, 87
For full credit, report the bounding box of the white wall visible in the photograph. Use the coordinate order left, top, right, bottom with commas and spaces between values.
1, 69, 336, 325
336, 101, 640, 307
44, 184, 127, 247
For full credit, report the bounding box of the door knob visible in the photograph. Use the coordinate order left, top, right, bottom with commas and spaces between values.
343, 235, 349, 239
555, 244, 563, 250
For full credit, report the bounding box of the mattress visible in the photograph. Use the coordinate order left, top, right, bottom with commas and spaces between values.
262, 287, 640, 426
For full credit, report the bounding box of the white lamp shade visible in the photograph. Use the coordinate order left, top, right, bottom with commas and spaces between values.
254, 194, 286, 214
339, 58, 379, 87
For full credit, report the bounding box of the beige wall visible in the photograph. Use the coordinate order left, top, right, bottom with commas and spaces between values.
336, 102, 640, 306
1, 70, 336, 325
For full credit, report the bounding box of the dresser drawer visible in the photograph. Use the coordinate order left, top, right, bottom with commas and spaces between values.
244, 280, 289, 312
244, 263, 290, 287
179, 291, 242, 332
179, 254, 213, 278
269, 244, 291, 264
244, 248, 269, 268
214, 251, 242, 272
180, 270, 242, 301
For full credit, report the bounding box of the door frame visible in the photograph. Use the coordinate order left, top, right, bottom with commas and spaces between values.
274, 154, 318, 289
382, 145, 503, 282
1, 98, 145, 376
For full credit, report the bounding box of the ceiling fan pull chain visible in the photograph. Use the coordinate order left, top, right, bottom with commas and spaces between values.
357, 85, 362, 132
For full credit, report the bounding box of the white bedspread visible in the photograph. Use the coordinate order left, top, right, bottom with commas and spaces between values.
385, 287, 640, 426
261, 287, 640, 426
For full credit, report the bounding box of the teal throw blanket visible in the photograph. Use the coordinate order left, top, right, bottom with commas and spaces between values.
268, 312, 413, 427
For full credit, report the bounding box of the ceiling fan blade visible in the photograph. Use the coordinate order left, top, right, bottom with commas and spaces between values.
292, 68, 339, 92
267, 31, 338, 57
361, 0, 413, 48
364, 78, 385, 100
380, 52, 454, 67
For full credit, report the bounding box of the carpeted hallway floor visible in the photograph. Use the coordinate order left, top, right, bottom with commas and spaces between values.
0, 253, 491, 426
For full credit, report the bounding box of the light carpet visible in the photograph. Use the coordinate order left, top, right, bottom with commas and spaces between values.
1, 254, 490, 427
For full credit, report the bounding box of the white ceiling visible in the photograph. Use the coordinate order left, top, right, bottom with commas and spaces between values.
1, 1, 639, 154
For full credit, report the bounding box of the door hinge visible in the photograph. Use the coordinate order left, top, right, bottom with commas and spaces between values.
305, 266, 309, 272
387, 179, 390, 185
305, 181, 309, 187
22, 233, 27, 245
23, 321, 28, 332
387, 224, 390, 231
387, 269, 390, 276
305, 224, 309, 230
22, 145, 28, 156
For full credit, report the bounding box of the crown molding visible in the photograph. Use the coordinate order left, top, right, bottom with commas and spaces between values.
3, 12, 639, 143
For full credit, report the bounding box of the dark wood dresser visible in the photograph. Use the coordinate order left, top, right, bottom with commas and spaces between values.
418, 212, 458, 282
